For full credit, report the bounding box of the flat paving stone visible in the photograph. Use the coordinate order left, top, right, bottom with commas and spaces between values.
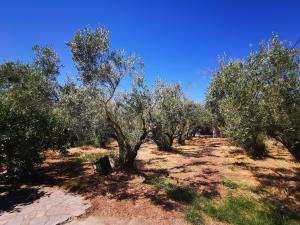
0, 187, 90, 225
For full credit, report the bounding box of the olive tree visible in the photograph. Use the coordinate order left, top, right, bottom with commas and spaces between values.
177, 99, 192, 145
256, 36, 300, 159
67, 27, 151, 169
207, 35, 300, 158
177, 101, 212, 144
151, 81, 184, 150
59, 81, 113, 147
208, 59, 266, 155
0, 46, 69, 177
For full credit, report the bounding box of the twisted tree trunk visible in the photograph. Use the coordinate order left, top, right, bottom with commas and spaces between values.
120, 129, 148, 170
105, 107, 148, 169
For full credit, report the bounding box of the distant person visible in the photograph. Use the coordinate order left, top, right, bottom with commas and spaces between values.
212, 127, 217, 138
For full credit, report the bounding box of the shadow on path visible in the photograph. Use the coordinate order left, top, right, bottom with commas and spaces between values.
0, 186, 46, 213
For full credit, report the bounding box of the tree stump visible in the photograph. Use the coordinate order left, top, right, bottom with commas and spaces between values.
95, 156, 112, 175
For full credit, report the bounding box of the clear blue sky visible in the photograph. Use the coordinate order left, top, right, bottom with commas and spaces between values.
1, 0, 300, 102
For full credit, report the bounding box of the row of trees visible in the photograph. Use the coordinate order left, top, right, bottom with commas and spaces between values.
0, 26, 211, 177
207, 35, 300, 159
4, 27, 297, 179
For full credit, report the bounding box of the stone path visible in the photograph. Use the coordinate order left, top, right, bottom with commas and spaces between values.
0, 187, 90, 225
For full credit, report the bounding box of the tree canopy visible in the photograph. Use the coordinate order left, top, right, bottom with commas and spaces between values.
207, 35, 300, 158
1, 28, 299, 179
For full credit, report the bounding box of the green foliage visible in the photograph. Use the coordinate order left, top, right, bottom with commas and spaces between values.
166, 186, 198, 204
0, 25, 215, 174
68, 26, 151, 169
0, 47, 70, 178
151, 81, 185, 150
207, 35, 300, 158
32, 45, 61, 79
58, 81, 113, 147
151, 81, 212, 149
178, 101, 212, 143
67, 27, 110, 86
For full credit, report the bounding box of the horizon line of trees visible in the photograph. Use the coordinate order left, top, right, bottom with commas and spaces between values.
1, 26, 299, 179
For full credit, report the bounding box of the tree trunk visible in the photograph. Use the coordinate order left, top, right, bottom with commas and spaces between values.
192, 131, 196, 137
186, 133, 192, 140
269, 133, 300, 161
178, 133, 186, 145
98, 138, 106, 148
123, 147, 137, 170
116, 139, 134, 170
117, 128, 148, 170
290, 143, 300, 161
250, 133, 266, 157
155, 133, 174, 151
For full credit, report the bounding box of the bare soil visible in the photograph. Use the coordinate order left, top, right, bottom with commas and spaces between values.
2, 137, 299, 225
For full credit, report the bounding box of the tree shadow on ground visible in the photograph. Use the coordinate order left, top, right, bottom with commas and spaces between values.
74, 170, 184, 212
26, 159, 87, 187
255, 167, 300, 216
0, 157, 87, 214
232, 159, 300, 217
0, 186, 47, 213
4, 137, 284, 216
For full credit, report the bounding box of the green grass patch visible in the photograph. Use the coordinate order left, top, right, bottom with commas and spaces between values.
187, 194, 300, 225
144, 176, 170, 190
221, 177, 254, 191
185, 206, 204, 225
221, 177, 241, 189
185, 195, 212, 225
145, 176, 299, 225
77, 152, 107, 163
167, 186, 198, 204
144, 176, 198, 204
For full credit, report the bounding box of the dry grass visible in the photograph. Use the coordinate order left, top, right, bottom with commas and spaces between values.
8, 137, 299, 225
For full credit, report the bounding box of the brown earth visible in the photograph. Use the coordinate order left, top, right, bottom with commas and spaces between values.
2, 137, 299, 225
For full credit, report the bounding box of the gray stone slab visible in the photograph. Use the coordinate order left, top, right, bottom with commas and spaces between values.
0, 187, 90, 225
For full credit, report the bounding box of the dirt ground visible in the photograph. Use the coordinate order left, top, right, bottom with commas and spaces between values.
2, 137, 299, 225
